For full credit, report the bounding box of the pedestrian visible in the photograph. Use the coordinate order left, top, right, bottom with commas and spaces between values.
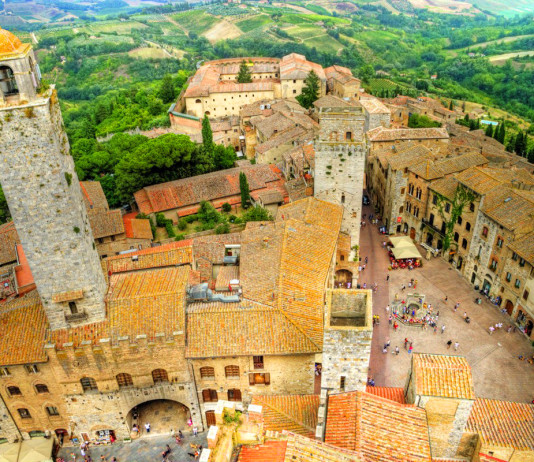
393, 321, 399, 331
382, 346, 388, 354
507, 325, 512, 333
395, 346, 399, 355
358, 265, 362, 273
488, 326, 495, 335
454, 342, 459, 351
388, 315, 393, 325
386, 338, 390, 348
193, 426, 198, 437
441, 325, 446, 334
433, 325, 438, 334
100, 457, 106, 462
401, 284, 406, 291
365, 256, 368, 264
111, 458, 117, 462
408, 344, 413, 354
447, 340, 452, 349
376, 315, 380, 325
362, 264, 366, 271
414, 279, 418, 289
386, 274, 390, 282
463, 312, 467, 319
145, 422, 151, 434
404, 337, 409, 349
444, 295, 448, 303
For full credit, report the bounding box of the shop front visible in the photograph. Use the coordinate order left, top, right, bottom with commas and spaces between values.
516, 308, 534, 338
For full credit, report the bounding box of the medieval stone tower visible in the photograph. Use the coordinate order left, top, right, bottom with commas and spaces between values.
0, 29, 106, 330
313, 102, 366, 264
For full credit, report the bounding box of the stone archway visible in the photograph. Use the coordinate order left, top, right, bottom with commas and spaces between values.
505, 300, 514, 315
127, 399, 190, 436
335, 269, 353, 288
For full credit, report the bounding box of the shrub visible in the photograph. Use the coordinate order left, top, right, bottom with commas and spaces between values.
64, 172, 73, 186
177, 218, 187, 231
242, 205, 273, 222
73, 226, 80, 233
175, 234, 186, 241
222, 202, 232, 213
228, 214, 237, 223
215, 222, 230, 234
155, 212, 168, 227
185, 214, 198, 224
165, 221, 176, 238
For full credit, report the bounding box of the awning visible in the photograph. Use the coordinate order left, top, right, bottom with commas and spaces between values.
18, 438, 53, 462
389, 236, 422, 260
0, 442, 21, 462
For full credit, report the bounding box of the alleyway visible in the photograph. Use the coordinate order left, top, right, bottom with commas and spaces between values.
359, 202, 534, 403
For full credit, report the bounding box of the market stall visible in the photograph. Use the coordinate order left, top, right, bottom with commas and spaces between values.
0, 442, 21, 462
18, 437, 53, 462
388, 236, 422, 269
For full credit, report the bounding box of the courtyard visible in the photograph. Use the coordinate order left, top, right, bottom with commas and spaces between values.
359, 203, 534, 403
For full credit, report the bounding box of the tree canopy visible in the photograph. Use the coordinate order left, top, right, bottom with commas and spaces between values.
297, 70, 321, 109
236, 60, 252, 84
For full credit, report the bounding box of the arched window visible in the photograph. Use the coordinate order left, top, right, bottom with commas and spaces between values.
7, 386, 21, 396
35, 384, 49, 394
0, 66, 18, 96
18, 408, 31, 419
80, 377, 98, 392
225, 365, 240, 378
152, 369, 169, 384
116, 373, 133, 389
200, 367, 215, 379
195, 99, 201, 103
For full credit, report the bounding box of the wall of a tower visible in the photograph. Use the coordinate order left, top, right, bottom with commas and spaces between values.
0, 91, 106, 330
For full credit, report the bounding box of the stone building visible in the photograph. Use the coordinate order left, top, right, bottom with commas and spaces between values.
366, 126, 449, 151
313, 101, 366, 263
359, 96, 391, 132
0, 30, 107, 331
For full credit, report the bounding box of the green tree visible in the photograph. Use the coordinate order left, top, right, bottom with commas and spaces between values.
239, 171, 251, 208
359, 64, 375, 84
495, 122, 506, 144
158, 74, 176, 104
296, 70, 321, 109
242, 205, 273, 222
0, 186, 10, 224
484, 123, 493, 137
408, 114, 441, 128
515, 131, 527, 156
202, 115, 213, 151
449, 100, 454, 110
236, 60, 252, 84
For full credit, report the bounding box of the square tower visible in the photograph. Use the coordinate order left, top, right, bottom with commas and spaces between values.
0, 30, 106, 330
313, 103, 366, 263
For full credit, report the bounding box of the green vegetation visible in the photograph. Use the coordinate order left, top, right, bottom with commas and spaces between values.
408, 114, 442, 128
297, 70, 320, 109
237, 60, 252, 83
239, 172, 251, 208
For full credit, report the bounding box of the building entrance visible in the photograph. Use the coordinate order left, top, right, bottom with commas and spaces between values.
127, 400, 191, 437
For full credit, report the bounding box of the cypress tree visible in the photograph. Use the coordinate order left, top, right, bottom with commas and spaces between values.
202, 114, 213, 150
237, 60, 252, 84
449, 100, 454, 110
484, 123, 493, 137
297, 70, 321, 109
239, 172, 250, 208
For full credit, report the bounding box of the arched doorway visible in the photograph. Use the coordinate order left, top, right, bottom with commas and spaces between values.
505, 300, 514, 315
127, 400, 190, 436
410, 227, 415, 239
335, 269, 353, 288
526, 320, 533, 337
0, 65, 18, 97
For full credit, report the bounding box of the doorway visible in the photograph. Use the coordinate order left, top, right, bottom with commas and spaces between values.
127, 400, 190, 436
410, 227, 415, 239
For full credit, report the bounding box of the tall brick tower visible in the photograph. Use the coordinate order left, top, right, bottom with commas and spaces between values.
0, 29, 106, 330
313, 102, 366, 265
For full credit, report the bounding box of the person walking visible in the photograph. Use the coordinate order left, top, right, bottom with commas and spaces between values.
408, 344, 413, 354
441, 325, 446, 334
404, 338, 409, 349
389, 315, 393, 325
193, 426, 198, 437
454, 342, 459, 351
395, 346, 400, 355
393, 321, 399, 331
386, 338, 390, 348
145, 423, 151, 434
386, 274, 390, 282
447, 340, 452, 349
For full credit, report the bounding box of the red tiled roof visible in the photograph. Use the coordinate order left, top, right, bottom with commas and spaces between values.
14, 244, 35, 292
0, 221, 20, 266
238, 441, 287, 462
88, 209, 125, 239
134, 164, 282, 215
365, 386, 405, 404
123, 214, 153, 240
80, 181, 109, 211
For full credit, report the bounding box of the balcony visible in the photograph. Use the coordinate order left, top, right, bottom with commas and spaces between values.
65, 312, 88, 322
421, 218, 445, 236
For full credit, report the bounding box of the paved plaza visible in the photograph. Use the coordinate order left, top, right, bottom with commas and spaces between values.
359, 203, 534, 403
58, 432, 207, 462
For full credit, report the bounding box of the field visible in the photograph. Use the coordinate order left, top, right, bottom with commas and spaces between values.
488, 50, 534, 64
170, 10, 220, 35
128, 47, 171, 59
407, 0, 480, 15
235, 14, 272, 33
204, 20, 243, 43
366, 78, 411, 92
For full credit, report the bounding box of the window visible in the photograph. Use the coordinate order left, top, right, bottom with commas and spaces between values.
482, 227, 488, 238
519, 258, 525, 267
46, 406, 59, 416
248, 373, 270, 385
506, 272, 512, 282
462, 239, 468, 250
399, 206, 404, 214
453, 232, 459, 243
414, 207, 419, 218
25, 364, 39, 374
512, 252, 519, 261
431, 193, 436, 205
466, 222, 471, 231
0, 367, 10, 377
152, 369, 169, 384
408, 184, 414, 195
68, 301, 77, 314
253, 356, 264, 369
523, 290, 529, 301
340, 255, 345, 261
7, 386, 22, 396
200, 367, 215, 379
80, 377, 98, 392
489, 259, 498, 271
341, 193, 345, 204
225, 365, 240, 378
293, 89, 297, 94
469, 203, 475, 212
340, 376, 345, 391
195, 99, 201, 103
457, 216, 462, 225
98, 238, 104, 244
35, 384, 49, 394
400, 188, 405, 195
18, 408, 31, 419
496, 237, 503, 248
227, 389, 242, 401
345, 132, 352, 141
416, 188, 422, 200
515, 279, 521, 289
202, 389, 218, 403
445, 203, 451, 213
116, 373, 133, 389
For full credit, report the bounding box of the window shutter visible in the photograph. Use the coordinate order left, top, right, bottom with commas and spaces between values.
202, 390, 210, 402
235, 389, 242, 401
264, 373, 270, 385
210, 389, 218, 401
249, 374, 255, 386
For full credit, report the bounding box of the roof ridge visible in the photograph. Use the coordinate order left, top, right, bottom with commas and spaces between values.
255, 395, 317, 434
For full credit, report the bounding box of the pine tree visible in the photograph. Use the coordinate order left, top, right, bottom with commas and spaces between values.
236, 60, 252, 84
515, 131, 527, 156
495, 122, 505, 144
202, 115, 213, 150
158, 74, 175, 103
297, 70, 321, 109
449, 100, 454, 110
239, 172, 251, 208
484, 123, 493, 137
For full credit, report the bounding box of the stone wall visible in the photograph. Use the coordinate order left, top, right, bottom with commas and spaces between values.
0, 92, 107, 330
0, 394, 22, 442
0, 48, 39, 104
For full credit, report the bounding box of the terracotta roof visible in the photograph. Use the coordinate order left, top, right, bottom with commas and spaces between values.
466, 398, 534, 450
251, 395, 319, 438
507, 231, 534, 266
365, 386, 405, 404
238, 441, 287, 462
429, 177, 458, 200
88, 209, 124, 239
252, 189, 284, 205
280, 53, 326, 81
14, 244, 34, 292
80, 181, 109, 211
254, 112, 297, 139
436, 152, 488, 176
122, 213, 153, 240
105, 241, 193, 274
454, 167, 503, 195
254, 126, 309, 155
388, 145, 434, 171
284, 432, 360, 462
0, 28, 28, 57
0, 291, 48, 365
134, 164, 280, 214
359, 97, 390, 114
313, 95, 355, 108
367, 126, 449, 142
185, 300, 318, 358
0, 221, 20, 266
412, 353, 475, 400
481, 187, 534, 232
325, 391, 431, 461
214, 265, 239, 291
